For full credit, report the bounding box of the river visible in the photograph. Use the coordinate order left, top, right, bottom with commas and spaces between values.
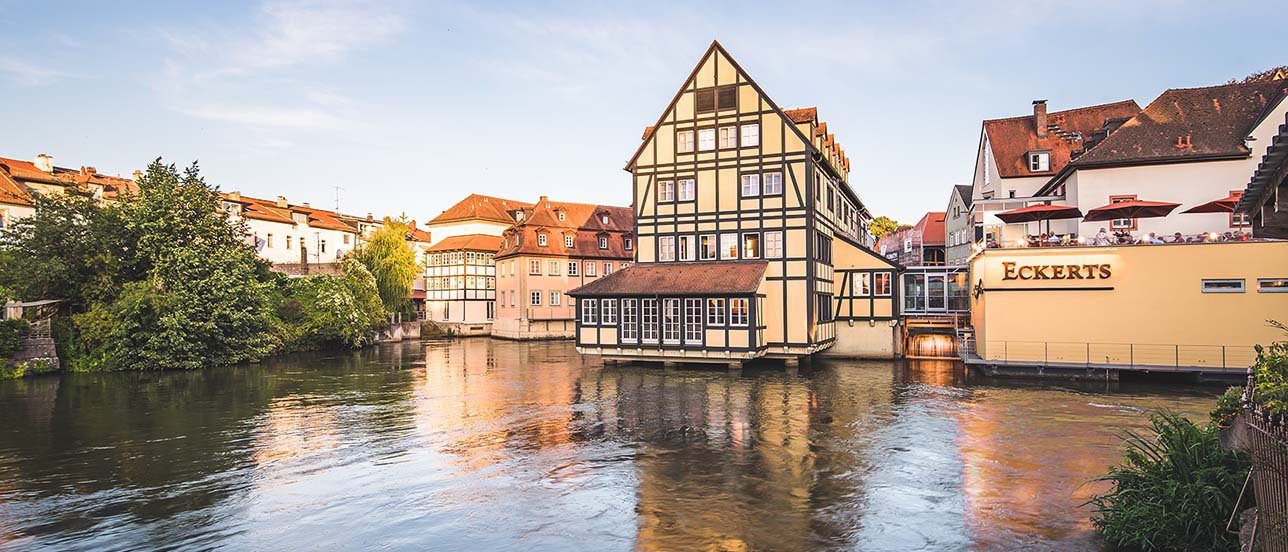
0, 339, 1222, 551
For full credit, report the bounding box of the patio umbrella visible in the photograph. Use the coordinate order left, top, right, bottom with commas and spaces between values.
995, 204, 1084, 224
1083, 200, 1181, 222
1182, 194, 1241, 214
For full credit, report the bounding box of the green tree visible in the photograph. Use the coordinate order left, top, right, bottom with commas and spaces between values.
349, 220, 419, 316
73, 159, 279, 371
279, 258, 385, 349
867, 216, 900, 239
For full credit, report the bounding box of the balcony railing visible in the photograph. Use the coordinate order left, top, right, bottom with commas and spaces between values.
960, 337, 1256, 373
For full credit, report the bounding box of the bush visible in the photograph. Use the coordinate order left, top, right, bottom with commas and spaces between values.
1088, 411, 1249, 551
1210, 386, 1244, 427
1252, 339, 1288, 418
0, 319, 31, 358
278, 258, 385, 350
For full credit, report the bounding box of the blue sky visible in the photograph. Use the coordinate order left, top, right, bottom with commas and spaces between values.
1, 1, 1284, 224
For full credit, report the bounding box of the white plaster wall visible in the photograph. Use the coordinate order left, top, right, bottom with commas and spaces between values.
423, 220, 511, 246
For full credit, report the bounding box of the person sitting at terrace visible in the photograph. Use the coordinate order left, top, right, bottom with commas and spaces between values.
1170, 232, 1185, 243
1045, 234, 1061, 245
1093, 228, 1111, 246
1146, 233, 1165, 245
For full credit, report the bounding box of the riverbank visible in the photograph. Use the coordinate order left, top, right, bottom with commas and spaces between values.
0, 339, 1221, 550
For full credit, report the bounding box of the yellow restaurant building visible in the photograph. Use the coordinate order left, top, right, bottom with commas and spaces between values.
966, 241, 1288, 377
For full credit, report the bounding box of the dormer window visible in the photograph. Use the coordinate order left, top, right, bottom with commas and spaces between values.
537, 233, 547, 247
220, 201, 241, 213
625, 237, 633, 250
557, 211, 566, 221
564, 235, 574, 248
293, 212, 308, 224
598, 236, 608, 249
1028, 151, 1050, 172
600, 214, 609, 224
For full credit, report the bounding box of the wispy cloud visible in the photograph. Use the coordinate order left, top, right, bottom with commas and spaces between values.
181, 103, 344, 130
0, 57, 67, 86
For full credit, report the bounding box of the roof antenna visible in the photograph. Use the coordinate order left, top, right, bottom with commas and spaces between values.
333, 185, 344, 212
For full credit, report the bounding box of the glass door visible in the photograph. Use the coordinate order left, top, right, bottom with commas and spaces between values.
927, 274, 946, 312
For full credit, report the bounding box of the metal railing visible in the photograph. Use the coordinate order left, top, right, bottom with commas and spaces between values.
1236, 369, 1288, 549
964, 338, 1256, 372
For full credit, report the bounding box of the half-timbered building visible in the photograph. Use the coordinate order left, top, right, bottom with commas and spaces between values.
570, 41, 900, 365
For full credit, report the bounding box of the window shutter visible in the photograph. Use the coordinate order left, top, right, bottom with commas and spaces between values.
695, 89, 715, 113
717, 85, 736, 111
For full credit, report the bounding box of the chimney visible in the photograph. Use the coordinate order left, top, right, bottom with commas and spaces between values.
34, 154, 54, 173
539, 195, 548, 203
302, 202, 310, 208
366, 212, 373, 221
275, 196, 288, 208
1033, 100, 1048, 138
229, 191, 241, 201
132, 170, 142, 180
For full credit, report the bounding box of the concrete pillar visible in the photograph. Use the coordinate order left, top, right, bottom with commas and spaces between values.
783, 357, 800, 368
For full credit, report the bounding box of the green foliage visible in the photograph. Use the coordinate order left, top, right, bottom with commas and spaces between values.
0, 319, 31, 358
278, 258, 385, 350
1209, 386, 1244, 427
1, 358, 56, 379
867, 216, 899, 239
71, 160, 278, 371
1252, 338, 1288, 418
349, 221, 419, 315
1088, 411, 1249, 551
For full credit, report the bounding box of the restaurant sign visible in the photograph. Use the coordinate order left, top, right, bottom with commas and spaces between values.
1001, 261, 1112, 281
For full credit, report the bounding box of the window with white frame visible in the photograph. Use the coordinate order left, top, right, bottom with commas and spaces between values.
601, 299, 617, 325
658, 180, 675, 202
624, 237, 633, 250
621, 299, 638, 342
678, 179, 695, 201
603, 261, 612, 275
641, 299, 659, 343
585, 261, 596, 276
706, 298, 725, 326
718, 127, 737, 149
904, 238, 912, 253
740, 174, 760, 196
530, 291, 542, 305
598, 236, 608, 249
763, 172, 783, 195
550, 291, 561, 305
1028, 151, 1050, 172
742, 233, 761, 259
874, 272, 892, 296
698, 128, 716, 151
538, 233, 547, 246
729, 298, 749, 326
659, 235, 676, 261
699, 235, 717, 260
740, 123, 759, 147
677, 130, 695, 153
582, 299, 597, 324
529, 260, 542, 275
678, 235, 695, 261
720, 233, 738, 259
565, 235, 574, 248
1258, 278, 1288, 293
855, 272, 871, 295
1201, 279, 1245, 293
684, 299, 703, 343
549, 260, 560, 275
662, 299, 681, 343
568, 261, 579, 276
764, 231, 783, 258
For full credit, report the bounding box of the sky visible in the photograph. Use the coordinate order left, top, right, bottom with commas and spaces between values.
1, 1, 1285, 224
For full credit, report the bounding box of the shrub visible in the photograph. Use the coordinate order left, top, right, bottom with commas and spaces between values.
1252, 339, 1288, 418
278, 258, 385, 350
1210, 386, 1244, 427
0, 319, 31, 358
1088, 411, 1249, 551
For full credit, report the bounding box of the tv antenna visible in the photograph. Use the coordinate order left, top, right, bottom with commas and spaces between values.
333, 185, 344, 212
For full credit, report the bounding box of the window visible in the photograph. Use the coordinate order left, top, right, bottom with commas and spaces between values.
659, 235, 676, 261
286, 235, 292, 249
740, 174, 760, 196
1110, 195, 1136, 230
678, 235, 695, 261
601, 214, 609, 224
601, 299, 617, 325
510, 290, 515, 306
568, 261, 579, 276
487, 301, 495, 320
538, 233, 548, 247
764, 231, 783, 259
1229, 191, 1250, 228
551, 291, 562, 306
742, 233, 761, 259
816, 234, 832, 264
625, 237, 633, 250
698, 128, 716, 151
582, 299, 598, 324
557, 211, 566, 221
729, 298, 749, 326
641, 299, 659, 343
1258, 278, 1288, 293
598, 236, 608, 249
763, 172, 782, 195
531, 291, 542, 305
740, 124, 759, 147
550, 260, 560, 275
529, 260, 542, 275
565, 235, 574, 248
658, 180, 675, 202
827, 186, 835, 212
706, 298, 725, 326
696, 88, 715, 113
1028, 151, 1050, 172
621, 299, 639, 342
266, 234, 273, 248
699, 235, 717, 260
720, 233, 738, 259
662, 299, 681, 344
904, 238, 912, 253
585, 261, 596, 276
717, 85, 736, 111
874, 272, 892, 296
696, 85, 736, 113
678, 179, 695, 201
320, 240, 326, 253
1202, 279, 1245, 293
603, 262, 613, 275
343, 234, 350, 245
855, 272, 871, 296
718, 127, 738, 149
816, 293, 833, 323
684, 299, 703, 343
677, 130, 695, 153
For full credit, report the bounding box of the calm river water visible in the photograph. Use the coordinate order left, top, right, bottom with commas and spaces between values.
0, 339, 1221, 551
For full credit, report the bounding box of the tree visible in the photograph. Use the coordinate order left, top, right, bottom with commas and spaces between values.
349, 221, 419, 316
73, 159, 279, 371
1230, 65, 1288, 84
279, 258, 385, 349
867, 216, 900, 239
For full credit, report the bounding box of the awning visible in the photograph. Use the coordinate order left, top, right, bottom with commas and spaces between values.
1182, 194, 1240, 214
1083, 200, 1181, 222
995, 204, 1083, 224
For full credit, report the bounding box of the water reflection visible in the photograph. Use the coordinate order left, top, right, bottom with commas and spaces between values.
0, 341, 1219, 551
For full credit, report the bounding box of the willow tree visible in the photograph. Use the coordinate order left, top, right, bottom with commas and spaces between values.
349, 221, 419, 316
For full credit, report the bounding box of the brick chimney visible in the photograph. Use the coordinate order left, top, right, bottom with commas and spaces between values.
132, 170, 142, 180
275, 196, 288, 208
229, 191, 241, 201
1033, 100, 1048, 138
34, 154, 54, 173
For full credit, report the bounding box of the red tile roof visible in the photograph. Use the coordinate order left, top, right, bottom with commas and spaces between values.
426, 233, 502, 252
784, 107, 817, 124
219, 192, 357, 233
496, 196, 634, 260
918, 212, 946, 246
428, 194, 531, 225
0, 156, 138, 202
0, 166, 33, 206
569, 261, 767, 296
1070, 80, 1288, 167
983, 100, 1142, 178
